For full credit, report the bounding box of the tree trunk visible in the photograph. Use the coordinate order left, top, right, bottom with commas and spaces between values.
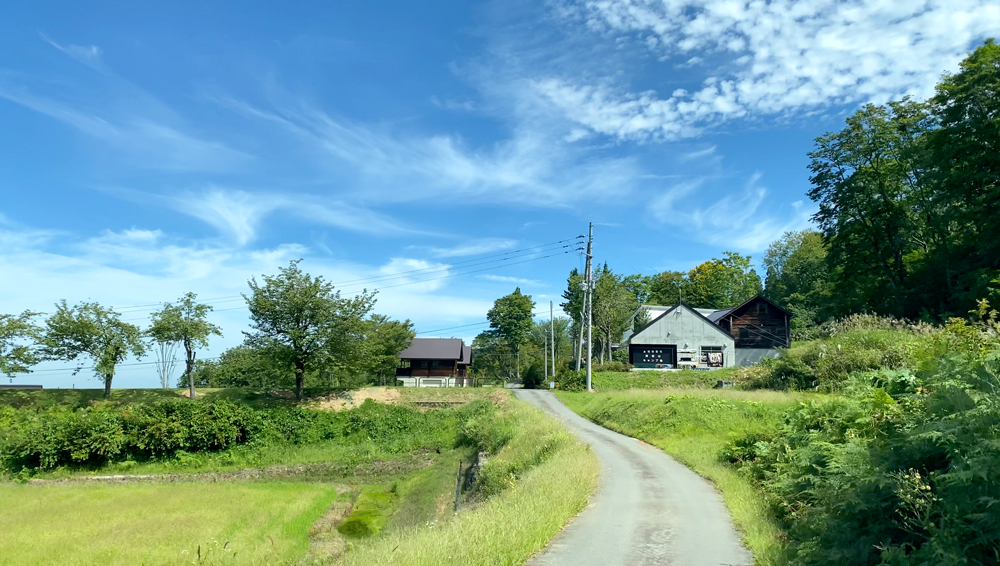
185, 337, 196, 400
295, 358, 306, 400
103, 374, 113, 399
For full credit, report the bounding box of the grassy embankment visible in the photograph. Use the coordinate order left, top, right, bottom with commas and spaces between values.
341, 393, 599, 566
589, 367, 742, 390
1, 388, 598, 565
558, 388, 811, 565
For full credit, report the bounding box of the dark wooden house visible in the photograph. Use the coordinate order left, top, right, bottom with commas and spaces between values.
709, 295, 791, 349
395, 338, 473, 387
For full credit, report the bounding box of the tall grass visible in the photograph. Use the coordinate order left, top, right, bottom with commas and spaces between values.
339, 395, 600, 566
558, 389, 810, 566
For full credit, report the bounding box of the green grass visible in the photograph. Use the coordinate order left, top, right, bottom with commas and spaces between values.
591, 368, 743, 390
557, 388, 816, 566
339, 396, 600, 566
0, 481, 341, 566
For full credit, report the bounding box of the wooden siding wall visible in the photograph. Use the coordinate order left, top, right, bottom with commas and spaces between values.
726, 300, 790, 348
395, 359, 459, 378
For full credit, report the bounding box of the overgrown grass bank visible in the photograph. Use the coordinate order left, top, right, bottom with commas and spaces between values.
558, 389, 809, 565
340, 394, 600, 566
0, 481, 340, 565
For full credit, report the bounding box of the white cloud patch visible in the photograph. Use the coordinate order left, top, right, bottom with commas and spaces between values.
428, 238, 518, 258
544, 0, 1000, 141
214, 96, 643, 208
478, 274, 543, 286
649, 174, 814, 250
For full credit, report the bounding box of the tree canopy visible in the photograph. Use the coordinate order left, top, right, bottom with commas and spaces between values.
41, 301, 146, 398
0, 311, 41, 379
148, 292, 222, 395
244, 260, 376, 399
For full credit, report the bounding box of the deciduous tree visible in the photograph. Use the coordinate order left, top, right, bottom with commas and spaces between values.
0, 311, 41, 379
244, 260, 375, 399
148, 293, 222, 397
42, 301, 146, 398
486, 288, 535, 382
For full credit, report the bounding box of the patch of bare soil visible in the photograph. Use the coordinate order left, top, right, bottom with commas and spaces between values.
311, 387, 401, 411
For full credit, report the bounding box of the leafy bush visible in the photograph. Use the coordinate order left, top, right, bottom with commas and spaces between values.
0, 400, 457, 474
738, 328, 926, 391
590, 361, 632, 373
726, 353, 1000, 565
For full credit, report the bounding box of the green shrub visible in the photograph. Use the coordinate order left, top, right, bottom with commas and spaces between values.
727, 354, 1000, 565
590, 361, 632, 373
0, 400, 459, 474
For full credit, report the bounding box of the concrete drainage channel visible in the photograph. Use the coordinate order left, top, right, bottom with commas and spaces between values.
513, 389, 750, 566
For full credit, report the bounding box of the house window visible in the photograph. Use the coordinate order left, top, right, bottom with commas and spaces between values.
756, 302, 769, 314
740, 328, 750, 338
700, 346, 724, 367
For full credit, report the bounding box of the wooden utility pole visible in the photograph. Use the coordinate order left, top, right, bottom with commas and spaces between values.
550, 301, 555, 378
585, 222, 593, 392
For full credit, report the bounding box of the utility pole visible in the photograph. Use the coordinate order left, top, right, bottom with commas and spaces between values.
574, 303, 584, 373
544, 331, 548, 380
585, 222, 594, 392
550, 301, 555, 379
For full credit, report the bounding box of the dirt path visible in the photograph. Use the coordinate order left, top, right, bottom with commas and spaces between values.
514, 389, 750, 566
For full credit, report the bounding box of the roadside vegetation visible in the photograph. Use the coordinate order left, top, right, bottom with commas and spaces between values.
0, 388, 597, 565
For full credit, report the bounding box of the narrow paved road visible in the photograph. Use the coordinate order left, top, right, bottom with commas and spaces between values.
514, 389, 750, 566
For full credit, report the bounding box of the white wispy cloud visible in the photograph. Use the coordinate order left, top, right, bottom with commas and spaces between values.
107, 186, 422, 245
648, 174, 814, 251
213, 95, 644, 208
478, 274, 543, 286
428, 238, 518, 258
0, 37, 251, 172
542, 0, 1000, 141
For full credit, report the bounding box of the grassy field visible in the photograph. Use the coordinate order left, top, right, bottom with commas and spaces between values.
558, 388, 816, 566
1, 388, 600, 565
341, 395, 600, 566
590, 368, 742, 390
0, 482, 340, 566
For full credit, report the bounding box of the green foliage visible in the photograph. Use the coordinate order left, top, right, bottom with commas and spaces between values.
244, 260, 376, 399
647, 252, 762, 309
148, 292, 222, 385
0, 310, 41, 378
763, 231, 832, 338
727, 354, 1000, 565
458, 395, 571, 498
0, 399, 459, 474
485, 288, 535, 381
592, 265, 639, 363
41, 301, 147, 398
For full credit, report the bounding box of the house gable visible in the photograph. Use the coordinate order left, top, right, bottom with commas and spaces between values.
629, 303, 736, 345
719, 295, 791, 349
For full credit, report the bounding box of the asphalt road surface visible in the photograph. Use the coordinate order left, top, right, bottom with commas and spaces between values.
513, 389, 751, 566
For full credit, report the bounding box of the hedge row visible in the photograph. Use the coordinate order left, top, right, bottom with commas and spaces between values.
0, 399, 456, 473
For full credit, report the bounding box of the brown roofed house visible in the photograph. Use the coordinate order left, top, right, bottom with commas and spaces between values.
395, 338, 473, 387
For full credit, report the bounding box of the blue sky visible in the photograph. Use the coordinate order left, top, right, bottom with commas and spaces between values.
3, 0, 998, 388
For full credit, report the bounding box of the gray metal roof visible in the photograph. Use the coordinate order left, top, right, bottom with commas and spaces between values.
707, 308, 734, 322
457, 345, 473, 365
397, 338, 465, 360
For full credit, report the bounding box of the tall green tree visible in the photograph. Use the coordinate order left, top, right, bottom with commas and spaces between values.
808, 99, 932, 316
148, 293, 222, 397
42, 301, 146, 398
361, 315, 415, 386
647, 270, 688, 305
685, 252, 762, 308
592, 266, 638, 363
486, 288, 535, 382
0, 311, 41, 379
763, 230, 832, 337
244, 260, 375, 399
926, 39, 1000, 308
